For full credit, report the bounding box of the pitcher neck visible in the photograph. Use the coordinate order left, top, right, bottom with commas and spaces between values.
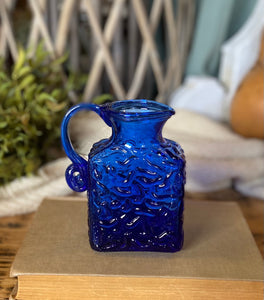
111, 118, 166, 145
99, 99, 175, 145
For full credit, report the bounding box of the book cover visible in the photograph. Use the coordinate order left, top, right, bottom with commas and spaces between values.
10, 197, 263, 299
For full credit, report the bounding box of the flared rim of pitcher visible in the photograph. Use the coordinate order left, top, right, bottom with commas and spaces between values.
104, 99, 175, 119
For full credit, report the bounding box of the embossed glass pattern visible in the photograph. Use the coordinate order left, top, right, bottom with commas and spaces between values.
61, 100, 186, 252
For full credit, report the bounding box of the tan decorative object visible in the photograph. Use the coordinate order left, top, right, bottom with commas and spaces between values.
219, 0, 264, 121
0, 0, 195, 103
230, 34, 264, 139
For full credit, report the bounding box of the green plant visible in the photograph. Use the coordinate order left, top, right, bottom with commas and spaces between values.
0, 44, 112, 185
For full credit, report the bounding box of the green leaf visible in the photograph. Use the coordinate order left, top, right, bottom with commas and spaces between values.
0, 72, 7, 81
37, 92, 56, 102
51, 52, 68, 67
24, 83, 37, 100
13, 47, 26, 74
19, 74, 35, 89
15, 65, 32, 79
13, 135, 25, 143
46, 101, 66, 112
51, 89, 62, 99
0, 82, 11, 93
0, 122, 7, 129
15, 88, 22, 102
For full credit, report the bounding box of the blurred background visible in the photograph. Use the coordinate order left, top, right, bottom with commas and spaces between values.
0, 0, 263, 216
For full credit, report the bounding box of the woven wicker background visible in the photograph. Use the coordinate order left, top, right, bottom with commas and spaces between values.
0, 0, 195, 103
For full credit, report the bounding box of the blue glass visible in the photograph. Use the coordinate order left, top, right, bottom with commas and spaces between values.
61, 100, 186, 252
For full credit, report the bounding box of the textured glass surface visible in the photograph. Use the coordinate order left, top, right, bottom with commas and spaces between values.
61, 100, 186, 252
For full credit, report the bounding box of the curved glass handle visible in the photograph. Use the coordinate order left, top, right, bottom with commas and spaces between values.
61, 103, 103, 192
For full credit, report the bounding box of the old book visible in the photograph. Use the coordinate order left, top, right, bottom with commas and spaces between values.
10, 197, 263, 300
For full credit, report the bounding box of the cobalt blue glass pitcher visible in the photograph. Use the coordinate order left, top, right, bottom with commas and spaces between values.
61, 99, 186, 252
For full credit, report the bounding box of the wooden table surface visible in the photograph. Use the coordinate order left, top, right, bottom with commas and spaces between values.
0, 189, 263, 299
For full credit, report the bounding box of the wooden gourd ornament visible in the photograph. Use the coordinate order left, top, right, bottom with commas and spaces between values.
230, 33, 264, 139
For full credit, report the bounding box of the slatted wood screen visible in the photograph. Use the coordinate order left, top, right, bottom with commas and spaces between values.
0, 0, 195, 103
